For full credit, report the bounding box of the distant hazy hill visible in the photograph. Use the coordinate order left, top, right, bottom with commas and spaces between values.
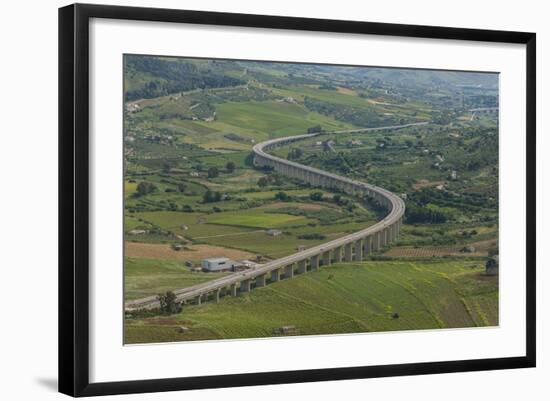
124, 55, 498, 102
341, 66, 498, 89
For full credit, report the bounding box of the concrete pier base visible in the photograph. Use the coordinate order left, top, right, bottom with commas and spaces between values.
271, 269, 281, 282
256, 274, 266, 287
311, 255, 319, 271
240, 279, 251, 293
354, 239, 363, 261
344, 243, 353, 262
285, 264, 294, 279
363, 236, 371, 256
375, 232, 381, 251
322, 251, 331, 266
334, 246, 342, 263
297, 260, 307, 274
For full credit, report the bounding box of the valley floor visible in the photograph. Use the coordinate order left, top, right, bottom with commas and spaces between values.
125, 257, 498, 344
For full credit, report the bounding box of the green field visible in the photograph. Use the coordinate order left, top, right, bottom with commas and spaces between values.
207, 210, 311, 228
125, 257, 229, 300
124, 56, 499, 344
125, 258, 498, 343
215, 101, 355, 138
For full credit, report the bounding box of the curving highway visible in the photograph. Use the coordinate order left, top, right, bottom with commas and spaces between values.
125, 128, 407, 311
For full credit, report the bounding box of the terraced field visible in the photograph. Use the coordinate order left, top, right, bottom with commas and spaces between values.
125, 258, 498, 343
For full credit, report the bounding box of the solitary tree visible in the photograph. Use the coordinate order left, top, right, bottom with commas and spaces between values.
309, 191, 324, 201
274, 191, 290, 202
226, 161, 236, 173
177, 183, 186, 193
207, 167, 219, 178
307, 125, 322, 134
136, 181, 157, 196
203, 189, 221, 203
157, 291, 182, 314
257, 176, 269, 188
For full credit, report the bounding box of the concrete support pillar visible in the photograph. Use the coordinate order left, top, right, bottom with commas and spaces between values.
297, 260, 307, 274
196, 294, 202, 305
240, 279, 251, 293
354, 239, 363, 261
397, 220, 401, 238
344, 243, 353, 262
256, 274, 266, 287
322, 251, 331, 266
311, 255, 319, 271
285, 264, 295, 279
214, 289, 221, 303
363, 236, 371, 256
379, 229, 385, 248
372, 232, 380, 251
334, 246, 342, 263
271, 269, 281, 282
230, 283, 238, 297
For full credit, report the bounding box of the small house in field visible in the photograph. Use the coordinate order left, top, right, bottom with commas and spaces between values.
266, 229, 283, 237
486, 255, 499, 275
201, 257, 236, 272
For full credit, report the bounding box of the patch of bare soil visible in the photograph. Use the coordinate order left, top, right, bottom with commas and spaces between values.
125, 242, 255, 262
412, 179, 447, 190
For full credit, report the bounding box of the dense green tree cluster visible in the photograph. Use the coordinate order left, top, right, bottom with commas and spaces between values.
136, 181, 157, 196
274, 191, 291, 202
207, 167, 219, 178
125, 56, 243, 101
157, 291, 182, 315
203, 190, 222, 203
225, 161, 236, 173
309, 191, 324, 201
405, 203, 448, 224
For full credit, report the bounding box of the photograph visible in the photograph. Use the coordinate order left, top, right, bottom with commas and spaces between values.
122, 55, 500, 344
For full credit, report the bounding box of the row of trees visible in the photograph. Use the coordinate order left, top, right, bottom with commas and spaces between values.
207, 162, 236, 179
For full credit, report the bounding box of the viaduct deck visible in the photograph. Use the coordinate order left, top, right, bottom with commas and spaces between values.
126, 128, 406, 310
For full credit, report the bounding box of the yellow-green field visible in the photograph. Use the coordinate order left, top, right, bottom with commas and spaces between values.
125, 257, 230, 300
125, 258, 498, 343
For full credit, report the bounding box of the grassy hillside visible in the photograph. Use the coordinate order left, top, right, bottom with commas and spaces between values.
125, 257, 230, 300
125, 258, 498, 343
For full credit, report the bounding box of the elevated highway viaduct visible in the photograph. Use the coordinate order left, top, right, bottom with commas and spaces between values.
125, 131, 406, 311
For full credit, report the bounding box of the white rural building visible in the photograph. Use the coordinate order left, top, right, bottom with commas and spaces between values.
201, 257, 236, 272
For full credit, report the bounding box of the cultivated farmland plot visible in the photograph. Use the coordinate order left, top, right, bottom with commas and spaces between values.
123, 55, 499, 343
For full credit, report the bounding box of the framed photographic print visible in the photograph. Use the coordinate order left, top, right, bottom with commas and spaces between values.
58, 3, 536, 397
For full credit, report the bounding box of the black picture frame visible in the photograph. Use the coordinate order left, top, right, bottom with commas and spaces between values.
59, 3, 536, 397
